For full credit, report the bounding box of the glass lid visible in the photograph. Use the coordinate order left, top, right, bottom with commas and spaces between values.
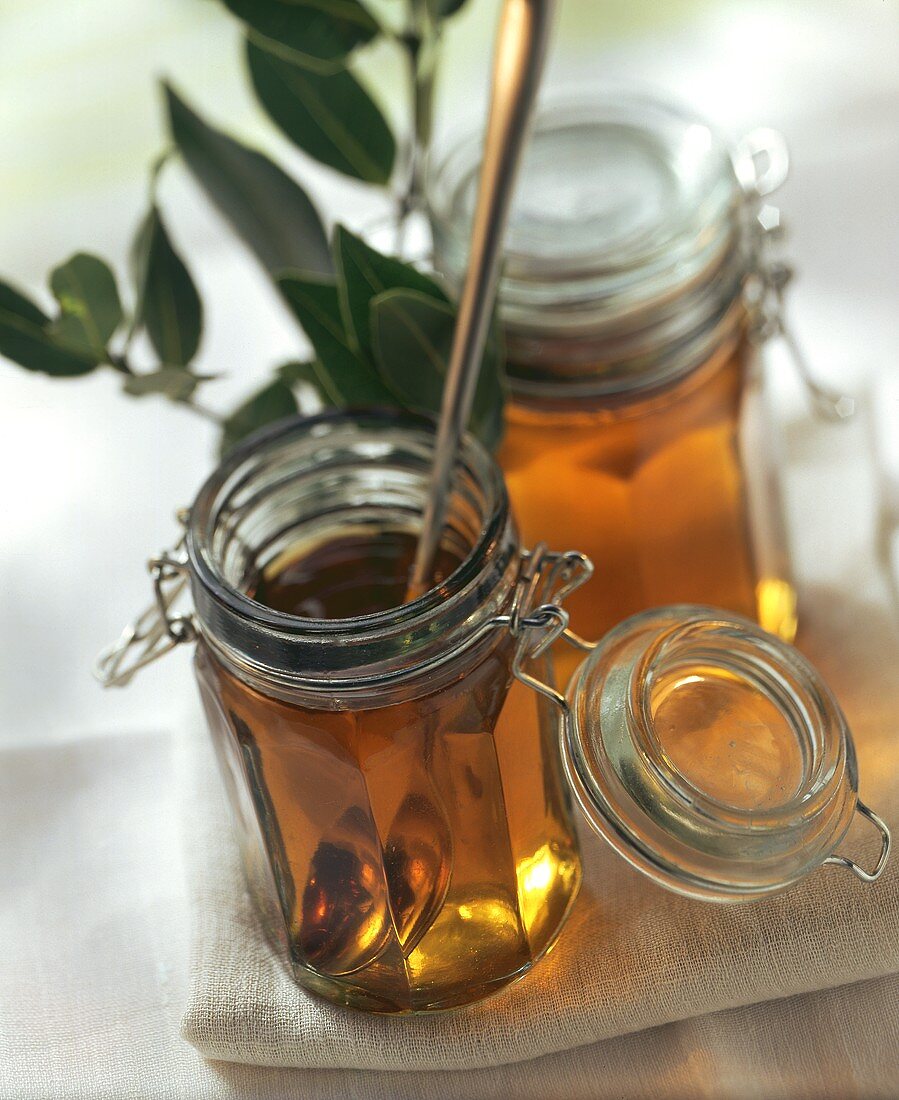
429, 92, 745, 337
559, 607, 889, 901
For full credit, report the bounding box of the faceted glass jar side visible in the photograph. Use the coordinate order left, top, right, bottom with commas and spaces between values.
502, 333, 797, 685
186, 412, 581, 1013
194, 638, 580, 1012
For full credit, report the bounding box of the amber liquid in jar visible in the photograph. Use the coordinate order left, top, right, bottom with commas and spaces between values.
195, 529, 581, 1013
500, 337, 797, 683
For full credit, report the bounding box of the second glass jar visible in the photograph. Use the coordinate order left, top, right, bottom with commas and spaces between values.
430, 91, 797, 677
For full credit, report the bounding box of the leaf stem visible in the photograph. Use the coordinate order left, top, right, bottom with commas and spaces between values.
183, 396, 222, 424
397, 0, 441, 246
109, 350, 222, 424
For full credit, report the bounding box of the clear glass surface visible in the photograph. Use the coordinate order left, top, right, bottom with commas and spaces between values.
429, 92, 746, 392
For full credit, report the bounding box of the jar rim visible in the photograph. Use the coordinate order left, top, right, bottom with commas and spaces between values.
429, 91, 738, 284
632, 617, 846, 828
428, 87, 771, 396
185, 409, 519, 697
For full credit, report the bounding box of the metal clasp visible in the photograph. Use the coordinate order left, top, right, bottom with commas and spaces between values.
823, 800, 892, 883
503, 544, 597, 709
509, 543, 593, 635
753, 257, 855, 422
737, 128, 855, 424
94, 516, 197, 688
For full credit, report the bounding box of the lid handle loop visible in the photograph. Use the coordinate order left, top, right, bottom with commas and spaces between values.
823, 800, 891, 883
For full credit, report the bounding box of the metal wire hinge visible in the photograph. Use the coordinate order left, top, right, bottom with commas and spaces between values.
509, 544, 593, 633
736, 128, 855, 424
93, 521, 197, 688
753, 256, 855, 423
504, 544, 597, 710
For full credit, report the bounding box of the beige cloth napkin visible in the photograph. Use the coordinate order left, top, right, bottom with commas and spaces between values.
180, 408, 899, 1073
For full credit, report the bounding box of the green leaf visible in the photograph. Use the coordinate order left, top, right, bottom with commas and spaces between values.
220, 378, 299, 455
429, 0, 469, 16
279, 273, 396, 405
0, 279, 98, 376
333, 225, 447, 360
370, 288, 505, 450
0, 281, 46, 328
123, 367, 200, 401
221, 0, 379, 71
163, 82, 332, 279
132, 207, 203, 366
246, 37, 396, 184
277, 359, 317, 386
49, 253, 123, 359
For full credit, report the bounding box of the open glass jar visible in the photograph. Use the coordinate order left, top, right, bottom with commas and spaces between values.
97, 411, 888, 1015
429, 90, 850, 673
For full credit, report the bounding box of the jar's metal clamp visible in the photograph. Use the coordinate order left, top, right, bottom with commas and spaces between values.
735, 129, 854, 423
505, 546, 890, 886
94, 511, 196, 688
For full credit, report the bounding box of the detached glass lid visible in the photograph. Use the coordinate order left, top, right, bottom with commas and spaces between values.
552, 607, 890, 901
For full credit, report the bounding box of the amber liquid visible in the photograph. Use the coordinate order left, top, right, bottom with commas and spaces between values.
500, 340, 796, 684
195, 530, 581, 1012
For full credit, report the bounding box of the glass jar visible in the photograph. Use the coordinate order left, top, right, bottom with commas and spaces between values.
98, 413, 887, 1015
429, 91, 833, 673
126, 411, 581, 1013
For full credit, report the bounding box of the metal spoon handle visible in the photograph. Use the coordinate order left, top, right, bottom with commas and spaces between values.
408, 0, 556, 598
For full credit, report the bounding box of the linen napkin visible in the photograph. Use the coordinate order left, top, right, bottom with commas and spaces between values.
180, 405, 899, 1072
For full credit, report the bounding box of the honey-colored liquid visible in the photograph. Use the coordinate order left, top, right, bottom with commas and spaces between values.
195, 529, 581, 1012
500, 341, 796, 684
252, 530, 461, 618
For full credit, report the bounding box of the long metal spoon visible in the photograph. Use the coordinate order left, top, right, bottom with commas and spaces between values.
407, 0, 556, 599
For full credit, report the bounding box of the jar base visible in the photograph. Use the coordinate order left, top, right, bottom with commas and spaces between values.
290, 868, 582, 1015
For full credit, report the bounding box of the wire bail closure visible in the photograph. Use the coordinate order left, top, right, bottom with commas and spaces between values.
94, 535, 594, 691
736, 128, 855, 424
505, 543, 597, 709
93, 512, 196, 688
